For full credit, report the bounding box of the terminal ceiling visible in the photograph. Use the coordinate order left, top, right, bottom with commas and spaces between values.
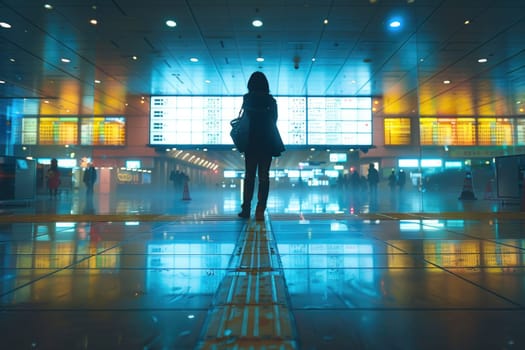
1, 0, 524, 170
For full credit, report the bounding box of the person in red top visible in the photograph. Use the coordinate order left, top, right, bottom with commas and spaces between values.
47, 158, 60, 198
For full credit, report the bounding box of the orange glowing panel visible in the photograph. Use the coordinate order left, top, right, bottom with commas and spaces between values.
38, 117, 78, 145
80, 117, 126, 145
419, 118, 437, 145
384, 118, 411, 145
419, 117, 476, 145
477, 118, 514, 145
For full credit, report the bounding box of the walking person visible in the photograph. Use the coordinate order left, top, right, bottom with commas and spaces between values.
238, 71, 284, 221
83, 163, 97, 196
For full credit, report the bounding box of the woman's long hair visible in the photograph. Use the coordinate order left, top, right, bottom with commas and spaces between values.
247, 71, 269, 93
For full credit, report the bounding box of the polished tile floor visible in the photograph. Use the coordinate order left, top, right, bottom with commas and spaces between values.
1, 183, 524, 349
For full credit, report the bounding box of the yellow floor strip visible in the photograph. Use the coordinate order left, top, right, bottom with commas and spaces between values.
196, 220, 298, 349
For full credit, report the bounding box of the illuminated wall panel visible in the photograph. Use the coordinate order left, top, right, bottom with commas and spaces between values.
150, 96, 373, 147
80, 117, 126, 145
150, 96, 242, 145
384, 118, 411, 145
307, 97, 372, 146
477, 118, 514, 145
21, 118, 38, 145
277, 97, 306, 145
38, 117, 78, 145
517, 119, 525, 145
420, 117, 475, 145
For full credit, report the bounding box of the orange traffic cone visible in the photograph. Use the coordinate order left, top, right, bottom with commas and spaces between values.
459, 171, 477, 200
182, 181, 191, 200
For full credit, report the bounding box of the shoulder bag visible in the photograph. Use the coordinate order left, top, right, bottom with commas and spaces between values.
230, 108, 250, 152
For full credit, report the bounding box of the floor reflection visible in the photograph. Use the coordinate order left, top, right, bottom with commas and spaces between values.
0, 187, 523, 349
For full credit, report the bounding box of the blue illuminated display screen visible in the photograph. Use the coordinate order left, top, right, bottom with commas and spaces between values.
149, 96, 373, 147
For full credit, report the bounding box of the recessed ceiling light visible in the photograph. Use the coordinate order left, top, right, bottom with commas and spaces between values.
464, 20, 470, 24
9, 58, 15, 62
132, 56, 138, 60
205, 80, 211, 84
0, 80, 5, 84
90, 19, 98, 25
190, 57, 199, 62
166, 20, 177, 28
443, 80, 451, 84
252, 19, 263, 27
0, 22, 12, 29
323, 19, 329, 25
61, 58, 71, 63
256, 57, 264, 62
389, 20, 401, 28
94, 79, 101, 84
44, 4, 53, 10
311, 57, 316, 62
478, 58, 488, 63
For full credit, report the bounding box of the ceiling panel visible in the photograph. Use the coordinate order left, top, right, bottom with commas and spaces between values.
1, 0, 525, 169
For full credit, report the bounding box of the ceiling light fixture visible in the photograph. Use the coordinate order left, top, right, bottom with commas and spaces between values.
256, 57, 264, 62
252, 19, 263, 27
389, 20, 401, 28
478, 58, 488, 63
0, 22, 12, 29
464, 20, 470, 24
44, 4, 53, 10
94, 79, 101, 84
90, 19, 98, 25
443, 80, 451, 84
190, 57, 199, 62
166, 20, 177, 27
61, 58, 71, 63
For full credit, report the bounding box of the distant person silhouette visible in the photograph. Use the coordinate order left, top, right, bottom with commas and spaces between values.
367, 163, 379, 198
397, 169, 406, 191
388, 170, 397, 192
238, 71, 284, 221
46, 158, 60, 198
83, 163, 97, 195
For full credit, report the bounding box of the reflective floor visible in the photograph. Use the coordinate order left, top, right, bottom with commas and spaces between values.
1, 184, 524, 349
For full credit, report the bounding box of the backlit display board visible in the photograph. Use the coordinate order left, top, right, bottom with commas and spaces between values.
150, 96, 373, 147
150, 96, 242, 145
384, 117, 411, 145
307, 97, 372, 146
39, 117, 78, 145
80, 117, 126, 146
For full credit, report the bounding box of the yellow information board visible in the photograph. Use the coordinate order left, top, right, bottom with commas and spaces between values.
384, 118, 411, 145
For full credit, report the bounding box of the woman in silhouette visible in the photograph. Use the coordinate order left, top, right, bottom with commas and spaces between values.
238, 71, 283, 221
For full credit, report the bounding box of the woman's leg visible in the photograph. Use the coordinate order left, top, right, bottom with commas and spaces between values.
240, 153, 257, 216
255, 155, 273, 219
